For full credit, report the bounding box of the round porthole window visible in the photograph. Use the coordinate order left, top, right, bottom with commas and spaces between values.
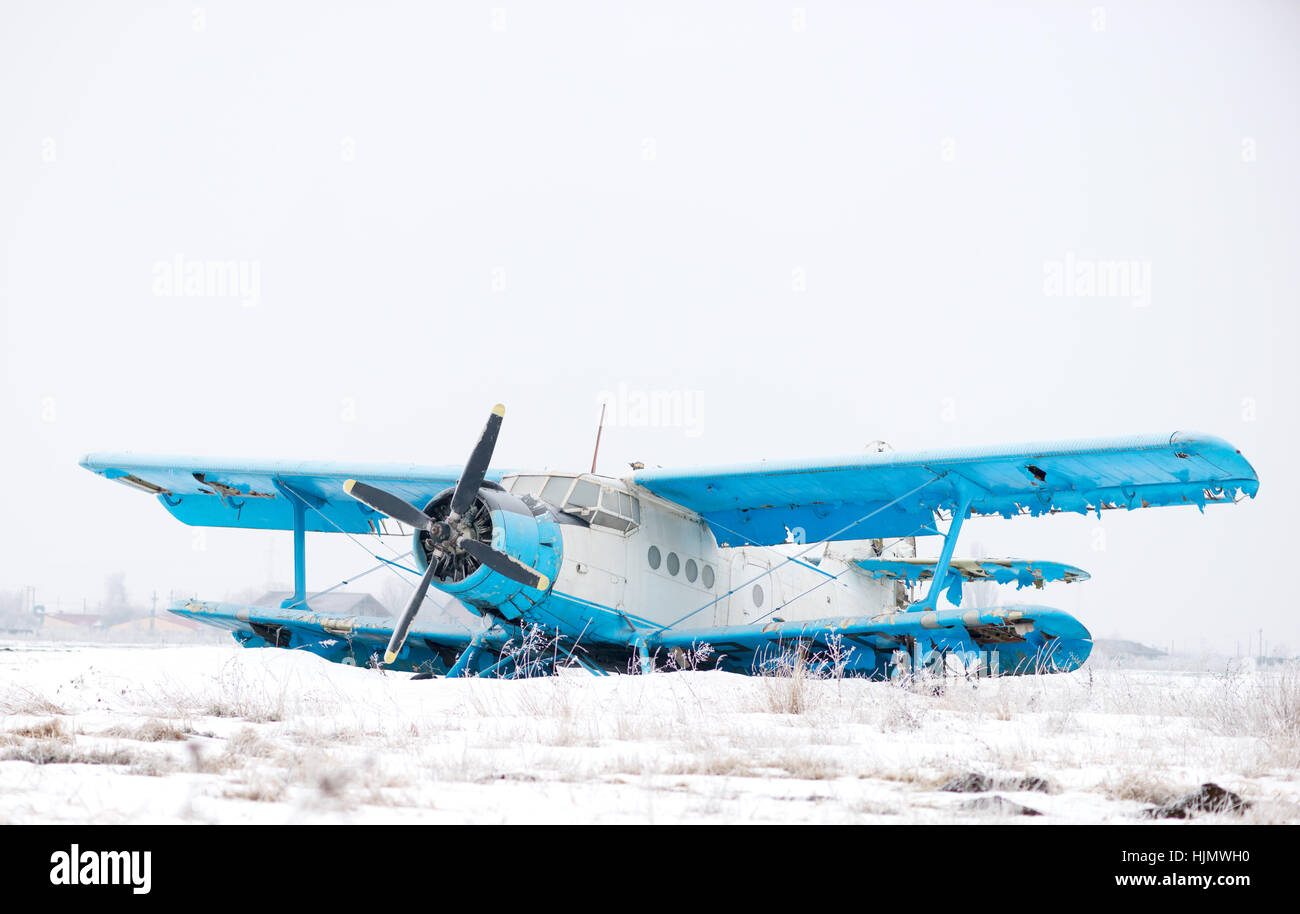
752, 584, 765, 608
647, 546, 661, 569
702, 565, 715, 588
667, 552, 680, 576
685, 559, 698, 583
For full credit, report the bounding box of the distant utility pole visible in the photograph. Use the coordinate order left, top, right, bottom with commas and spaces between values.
151, 590, 157, 634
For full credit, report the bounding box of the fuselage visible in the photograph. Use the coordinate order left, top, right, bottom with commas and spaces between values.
426, 471, 912, 646
401, 469, 1092, 677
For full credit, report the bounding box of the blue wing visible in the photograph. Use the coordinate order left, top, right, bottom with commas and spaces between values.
855, 558, 1090, 587
648, 605, 1093, 677
855, 558, 1089, 607
171, 599, 502, 673
80, 453, 507, 533
632, 431, 1258, 546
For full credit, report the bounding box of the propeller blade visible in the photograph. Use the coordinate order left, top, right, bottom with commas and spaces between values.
384, 559, 439, 665
458, 538, 550, 591
344, 479, 432, 530
449, 404, 504, 520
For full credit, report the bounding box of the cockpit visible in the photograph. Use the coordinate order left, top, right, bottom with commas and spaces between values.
504, 473, 641, 534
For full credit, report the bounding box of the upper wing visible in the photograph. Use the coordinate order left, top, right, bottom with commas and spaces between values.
632, 431, 1258, 546
80, 452, 505, 533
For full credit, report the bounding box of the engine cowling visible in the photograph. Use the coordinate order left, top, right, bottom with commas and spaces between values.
412, 483, 561, 621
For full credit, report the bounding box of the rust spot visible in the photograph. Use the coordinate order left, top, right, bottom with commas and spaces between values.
966, 622, 1026, 645
193, 473, 272, 499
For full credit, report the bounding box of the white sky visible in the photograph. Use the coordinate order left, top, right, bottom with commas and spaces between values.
2, 1, 1296, 651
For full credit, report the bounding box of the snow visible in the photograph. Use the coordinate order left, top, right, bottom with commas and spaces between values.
1, 640, 1297, 824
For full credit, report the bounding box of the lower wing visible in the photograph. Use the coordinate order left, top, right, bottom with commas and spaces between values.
172, 600, 498, 674
647, 605, 1092, 677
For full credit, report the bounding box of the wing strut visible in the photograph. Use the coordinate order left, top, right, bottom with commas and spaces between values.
446, 630, 490, 678
272, 479, 312, 611
911, 481, 975, 612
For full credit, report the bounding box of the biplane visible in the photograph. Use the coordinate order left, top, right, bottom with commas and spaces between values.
81, 407, 1258, 679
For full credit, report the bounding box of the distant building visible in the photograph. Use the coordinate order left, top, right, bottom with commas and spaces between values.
111, 614, 200, 635
255, 592, 392, 618
1091, 639, 1167, 660
43, 612, 112, 630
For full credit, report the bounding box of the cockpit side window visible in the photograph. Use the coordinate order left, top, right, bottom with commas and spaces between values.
592, 485, 639, 533
541, 475, 575, 506
566, 479, 600, 512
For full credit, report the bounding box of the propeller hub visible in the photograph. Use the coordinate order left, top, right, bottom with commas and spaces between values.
415, 488, 493, 584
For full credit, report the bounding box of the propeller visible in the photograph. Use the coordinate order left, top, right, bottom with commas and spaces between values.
342, 404, 549, 665
343, 479, 437, 531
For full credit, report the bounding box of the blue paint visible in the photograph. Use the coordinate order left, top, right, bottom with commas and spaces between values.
912, 484, 974, 611
633, 431, 1258, 547
649, 605, 1092, 678
857, 557, 1090, 607
421, 501, 562, 620
89, 429, 1258, 680
80, 452, 508, 533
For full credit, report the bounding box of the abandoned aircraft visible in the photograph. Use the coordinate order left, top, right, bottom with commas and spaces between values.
80, 406, 1258, 679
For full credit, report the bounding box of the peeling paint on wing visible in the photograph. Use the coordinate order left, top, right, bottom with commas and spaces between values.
321, 617, 356, 636
193, 472, 273, 499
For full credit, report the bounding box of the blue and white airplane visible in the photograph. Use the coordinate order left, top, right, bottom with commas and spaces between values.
81, 407, 1258, 679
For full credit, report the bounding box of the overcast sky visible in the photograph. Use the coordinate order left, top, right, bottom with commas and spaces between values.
3, 1, 1296, 651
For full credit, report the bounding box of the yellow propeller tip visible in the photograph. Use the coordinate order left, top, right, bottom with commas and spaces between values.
536, 574, 550, 591
343, 479, 356, 494
492, 403, 505, 417
383, 651, 397, 664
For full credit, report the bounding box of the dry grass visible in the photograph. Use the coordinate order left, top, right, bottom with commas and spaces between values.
143, 660, 298, 723
1099, 771, 1183, 806
851, 799, 903, 816
772, 751, 842, 781
1, 740, 147, 767
224, 726, 279, 760
662, 752, 757, 778
0, 686, 64, 716
100, 718, 191, 742
751, 648, 835, 715
2, 640, 1296, 823
9, 718, 68, 740
221, 782, 285, 803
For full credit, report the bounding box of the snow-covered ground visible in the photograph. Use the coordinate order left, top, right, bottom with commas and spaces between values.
1, 640, 1297, 824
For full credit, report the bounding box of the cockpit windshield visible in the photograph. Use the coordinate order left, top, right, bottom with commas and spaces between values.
505, 473, 639, 533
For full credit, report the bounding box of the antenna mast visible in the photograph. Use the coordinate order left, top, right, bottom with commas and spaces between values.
591, 403, 606, 474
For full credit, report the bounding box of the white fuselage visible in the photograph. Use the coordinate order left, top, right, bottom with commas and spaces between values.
502, 471, 915, 631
